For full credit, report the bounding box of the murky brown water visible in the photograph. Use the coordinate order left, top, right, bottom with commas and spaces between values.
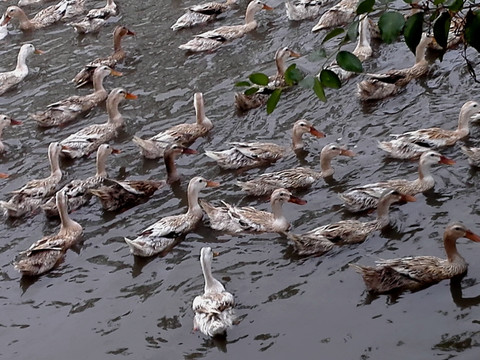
1, 0, 480, 359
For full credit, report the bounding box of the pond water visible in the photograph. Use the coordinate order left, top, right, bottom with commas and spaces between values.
1, 0, 480, 359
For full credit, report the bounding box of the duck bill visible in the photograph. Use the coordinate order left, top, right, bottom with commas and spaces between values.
466, 230, 480, 242
61, 144, 72, 151
439, 156, 455, 165
310, 127, 325, 138
289, 195, 307, 205
213, 251, 220, 257
127, 29, 135, 36
289, 50, 301, 58
206, 180, 220, 188
125, 93, 138, 100
340, 149, 355, 157
34, 49, 44, 55
1, 16, 11, 26
0, 173, 8, 179
111, 148, 121, 154
182, 148, 198, 155
10, 119, 22, 125
262, 4, 274, 10
400, 194, 416, 202
110, 69, 123, 77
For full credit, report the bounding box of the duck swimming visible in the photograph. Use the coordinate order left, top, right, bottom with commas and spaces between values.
70, 0, 118, 34
1, 3, 66, 31
311, 0, 358, 32
171, 0, 237, 31
0, 114, 22, 153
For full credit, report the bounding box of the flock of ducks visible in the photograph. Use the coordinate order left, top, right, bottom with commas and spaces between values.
0, 0, 479, 340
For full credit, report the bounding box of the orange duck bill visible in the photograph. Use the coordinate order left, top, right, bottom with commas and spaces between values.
206, 180, 220, 188
439, 156, 455, 165
466, 230, 480, 242
288, 195, 307, 205
309, 126, 325, 138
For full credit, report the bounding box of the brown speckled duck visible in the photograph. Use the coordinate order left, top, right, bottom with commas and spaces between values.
70, 0, 117, 33
171, 0, 237, 30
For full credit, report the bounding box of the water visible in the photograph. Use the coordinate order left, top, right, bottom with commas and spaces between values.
1, 0, 480, 359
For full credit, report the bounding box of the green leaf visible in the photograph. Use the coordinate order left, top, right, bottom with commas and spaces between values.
284, 64, 304, 85
249, 73, 269, 86
313, 78, 326, 102
266, 89, 282, 114
404, 12, 424, 54
465, 10, 480, 52
319, 69, 342, 89
336, 51, 363, 73
378, 11, 405, 43
433, 11, 451, 50
433, 0, 445, 5
322, 28, 345, 44
299, 76, 315, 89
447, 0, 463, 12
244, 87, 259, 95
356, 0, 375, 15
235, 81, 251, 87
346, 20, 359, 42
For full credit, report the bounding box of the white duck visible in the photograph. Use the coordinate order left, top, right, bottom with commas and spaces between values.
0, 114, 22, 153
42, 144, 119, 217
60, 88, 137, 159
193, 247, 236, 337
205, 119, 325, 170
133, 92, 213, 159
124, 176, 219, 257
31, 65, 122, 127
311, 0, 358, 32
378, 101, 480, 159
14, 190, 83, 276
285, 0, 329, 21
200, 188, 306, 233
0, 142, 66, 217
70, 0, 117, 34
171, 0, 237, 31
339, 150, 455, 212
179, 0, 273, 52
237, 143, 354, 196
0, 44, 43, 96
0, 3, 67, 31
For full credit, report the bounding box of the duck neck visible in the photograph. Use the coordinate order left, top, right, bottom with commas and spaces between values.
92, 73, 107, 94
107, 97, 123, 126
319, 153, 335, 177
49, 148, 62, 180
444, 233, 465, 264
291, 128, 305, 150
201, 256, 220, 294
16, 9, 34, 31
375, 197, 393, 228
271, 199, 286, 223
415, 35, 429, 64
456, 106, 472, 137
58, 195, 82, 236
417, 158, 433, 183
355, 16, 371, 53
275, 54, 287, 77
244, 3, 259, 24
113, 32, 124, 52
195, 97, 212, 129
95, 153, 108, 178
186, 185, 202, 216
164, 153, 179, 184
15, 48, 30, 75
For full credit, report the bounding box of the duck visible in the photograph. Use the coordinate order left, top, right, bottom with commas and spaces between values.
0, 44, 43, 96
171, 0, 237, 31
72, 25, 135, 87
90, 144, 196, 211
237, 143, 354, 196
339, 150, 455, 212
289, 189, 416, 256
324, 14, 372, 82
14, 190, 83, 276
0, 3, 67, 31
357, 33, 432, 101
60, 88, 137, 159
234, 47, 301, 111
30, 65, 122, 128
70, 0, 118, 34
133, 92, 213, 159
461, 146, 480, 167
200, 187, 306, 233
0, 142, 66, 217
0, 114, 22, 153
193, 247, 235, 338
60, 0, 86, 20
205, 119, 325, 170
124, 176, 219, 257
179, 0, 273, 53
41, 144, 119, 217
311, 0, 358, 32
285, 0, 328, 21
17, 0, 51, 6
350, 222, 480, 293
378, 101, 480, 159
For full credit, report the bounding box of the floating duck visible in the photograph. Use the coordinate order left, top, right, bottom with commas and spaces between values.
42, 144, 119, 217
0, 44, 43, 96
70, 0, 117, 34
124, 176, 219, 257
205, 119, 324, 170
179, 0, 273, 53
461, 146, 480, 167
357, 33, 432, 101
289, 189, 415, 256
133, 93, 213, 159
235, 47, 301, 111
339, 150, 454, 212
237, 143, 354, 196
31, 66, 122, 127
72, 25, 135, 87
0, 142, 66, 217
285, 0, 328, 21
351, 222, 480, 293
14, 190, 83, 276
171, 0, 237, 31
311, 0, 357, 32
200, 187, 306, 233
60, 88, 137, 159
378, 101, 480, 159
193, 247, 236, 337
90, 144, 196, 211
1, 3, 67, 31
0, 115, 22, 153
